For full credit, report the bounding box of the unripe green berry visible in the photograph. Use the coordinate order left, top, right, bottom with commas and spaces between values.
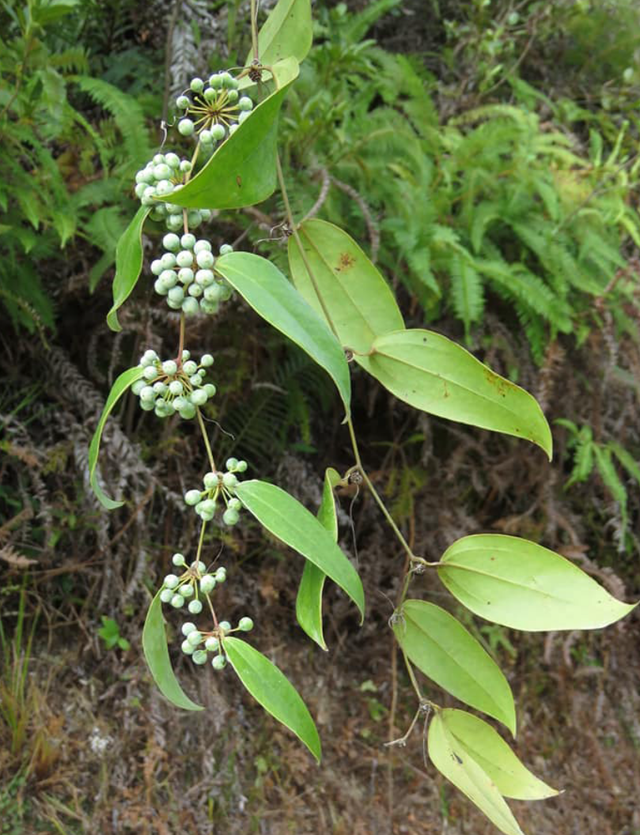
173, 396, 188, 410
194, 239, 212, 254
219, 72, 233, 88
238, 96, 253, 111
160, 588, 173, 603
162, 360, 178, 376
222, 472, 238, 490
196, 250, 214, 269
191, 560, 207, 573
182, 297, 200, 315
178, 267, 194, 285
201, 209, 212, 221
168, 380, 183, 396
236, 460, 248, 473
205, 636, 219, 651
179, 160, 192, 173
140, 386, 156, 402
218, 620, 231, 634
228, 498, 242, 511
203, 472, 218, 489
132, 379, 146, 395
176, 95, 190, 109
219, 244, 233, 255
200, 353, 214, 367
210, 124, 225, 141
226, 89, 239, 103
238, 111, 250, 125
165, 153, 180, 168
168, 286, 185, 304
154, 163, 171, 180
200, 129, 213, 145
164, 574, 180, 589
178, 583, 194, 598
204, 383, 217, 398
200, 574, 216, 595
185, 489, 202, 506
215, 567, 227, 583
181, 640, 195, 655
151, 259, 163, 275
203, 87, 216, 103
190, 77, 204, 93
178, 118, 195, 136
183, 360, 198, 375
154, 278, 168, 296
188, 599, 203, 614
166, 214, 183, 231
228, 124, 238, 136
142, 367, 158, 382
187, 210, 203, 228
172, 555, 186, 569
153, 381, 168, 396
181, 622, 197, 636
212, 654, 227, 670
193, 649, 208, 664
163, 233, 181, 252
196, 270, 214, 287
187, 630, 202, 647
225, 457, 238, 470
176, 250, 194, 268
182, 349, 191, 361
179, 403, 197, 419
170, 594, 185, 608
190, 389, 208, 406
223, 508, 239, 526
135, 182, 147, 198
140, 399, 155, 411
209, 73, 223, 89
180, 233, 196, 249
238, 617, 254, 632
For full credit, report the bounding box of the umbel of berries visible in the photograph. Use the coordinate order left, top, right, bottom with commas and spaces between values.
151, 234, 235, 316
176, 72, 254, 148
184, 458, 248, 526
131, 349, 216, 419
134, 152, 211, 231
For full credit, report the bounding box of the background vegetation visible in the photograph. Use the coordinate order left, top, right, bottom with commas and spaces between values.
1, 0, 639, 832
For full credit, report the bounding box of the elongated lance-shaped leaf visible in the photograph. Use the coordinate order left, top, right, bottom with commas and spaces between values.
142, 591, 204, 711
296, 467, 341, 650
215, 252, 351, 417
247, 0, 312, 67
428, 712, 525, 835
288, 219, 405, 354
438, 534, 637, 631
356, 329, 552, 459
168, 58, 299, 210
392, 600, 516, 735
224, 636, 321, 762
88, 366, 144, 509
235, 479, 365, 621
107, 206, 150, 332
441, 710, 559, 800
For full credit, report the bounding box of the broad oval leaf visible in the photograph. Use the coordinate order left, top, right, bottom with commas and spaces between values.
107, 206, 150, 332
88, 366, 144, 509
288, 219, 405, 354
438, 534, 637, 631
235, 479, 364, 621
168, 58, 298, 210
393, 600, 516, 735
441, 709, 559, 800
142, 591, 204, 711
428, 712, 525, 835
225, 636, 321, 762
296, 467, 341, 650
356, 329, 552, 458
215, 252, 351, 416
249, 0, 312, 67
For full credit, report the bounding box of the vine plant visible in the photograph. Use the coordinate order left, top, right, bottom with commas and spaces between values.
89, 1, 637, 832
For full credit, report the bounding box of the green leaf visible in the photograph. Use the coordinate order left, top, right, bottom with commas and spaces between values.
224, 636, 321, 762
295, 467, 341, 650
288, 219, 405, 354
438, 534, 637, 631
106, 206, 150, 332
142, 591, 204, 711
609, 441, 640, 486
88, 366, 144, 509
356, 329, 552, 459
215, 252, 351, 416
441, 710, 559, 800
168, 58, 298, 210
250, 0, 312, 67
428, 713, 525, 835
392, 600, 516, 735
235, 479, 365, 621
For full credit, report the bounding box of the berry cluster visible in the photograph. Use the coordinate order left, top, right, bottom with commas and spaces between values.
180, 615, 254, 671
134, 153, 211, 231
184, 458, 248, 526
160, 553, 254, 671
151, 233, 234, 316
132, 349, 215, 419
176, 73, 254, 146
